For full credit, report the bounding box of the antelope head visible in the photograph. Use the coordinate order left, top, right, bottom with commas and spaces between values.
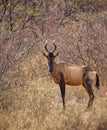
42, 40, 59, 72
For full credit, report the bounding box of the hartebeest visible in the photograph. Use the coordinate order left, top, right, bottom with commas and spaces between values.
42, 41, 100, 110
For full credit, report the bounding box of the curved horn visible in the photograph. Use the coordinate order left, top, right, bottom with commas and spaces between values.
52, 40, 57, 53
45, 40, 49, 53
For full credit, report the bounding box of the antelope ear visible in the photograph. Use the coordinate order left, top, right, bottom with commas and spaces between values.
42, 51, 48, 58
54, 52, 59, 57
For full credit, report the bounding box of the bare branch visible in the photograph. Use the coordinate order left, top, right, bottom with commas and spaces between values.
0, 0, 8, 22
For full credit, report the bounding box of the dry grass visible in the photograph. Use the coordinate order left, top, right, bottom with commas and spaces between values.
0, 76, 107, 130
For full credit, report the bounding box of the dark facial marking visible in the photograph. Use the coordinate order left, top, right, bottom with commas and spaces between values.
48, 53, 54, 72
49, 53, 53, 58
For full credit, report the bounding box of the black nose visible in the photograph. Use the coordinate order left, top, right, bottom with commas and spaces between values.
49, 68, 53, 73
48, 61, 53, 73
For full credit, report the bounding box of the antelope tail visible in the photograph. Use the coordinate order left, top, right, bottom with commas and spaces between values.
96, 73, 100, 89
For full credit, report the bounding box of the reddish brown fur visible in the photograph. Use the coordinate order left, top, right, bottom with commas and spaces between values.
50, 61, 95, 86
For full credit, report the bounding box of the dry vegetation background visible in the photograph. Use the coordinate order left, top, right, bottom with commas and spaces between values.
0, 0, 107, 130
